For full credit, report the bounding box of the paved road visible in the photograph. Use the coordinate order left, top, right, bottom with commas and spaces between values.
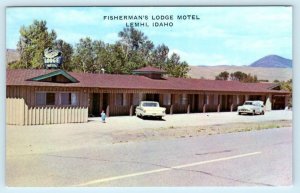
6, 127, 292, 187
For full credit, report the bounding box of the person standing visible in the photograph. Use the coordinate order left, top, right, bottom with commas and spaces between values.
101, 110, 106, 123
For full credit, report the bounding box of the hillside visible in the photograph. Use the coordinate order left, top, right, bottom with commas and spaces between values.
188, 65, 292, 82
6, 49, 20, 65
250, 55, 292, 68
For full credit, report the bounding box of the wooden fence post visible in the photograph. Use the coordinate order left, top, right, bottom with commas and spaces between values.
57, 107, 61, 124
24, 102, 28, 125
230, 104, 234, 112
32, 107, 36, 125
203, 104, 206, 113
36, 107, 40, 125
39, 107, 43, 125
170, 105, 173, 115
46, 107, 50, 124
20, 99, 25, 126
187, 104, 190, 114
217, 104, 221, 112
42, 107, 46, 125
84, 107, 88, 122
28, 107, 32, 125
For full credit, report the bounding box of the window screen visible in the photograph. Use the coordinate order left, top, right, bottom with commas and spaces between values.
36, 92, 55, 105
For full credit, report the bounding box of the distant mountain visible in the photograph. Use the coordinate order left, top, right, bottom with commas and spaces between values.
249, 55, 292, 68
188, 65, 292, 82
6, 49, 20, 65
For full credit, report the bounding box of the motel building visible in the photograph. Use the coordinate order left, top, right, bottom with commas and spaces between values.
6, 66, 290, 125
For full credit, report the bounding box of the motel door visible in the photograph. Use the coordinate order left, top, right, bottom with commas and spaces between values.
92, 93, 100, 116
146, 94, 160, 102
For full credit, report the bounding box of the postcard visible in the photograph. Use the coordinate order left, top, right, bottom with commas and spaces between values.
5, 6, 292, 187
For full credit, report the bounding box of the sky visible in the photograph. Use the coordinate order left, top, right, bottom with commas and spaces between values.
6, 6, 292, 66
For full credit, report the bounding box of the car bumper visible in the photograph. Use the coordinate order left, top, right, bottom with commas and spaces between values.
238, 109, 253, 113
142, 113, 166, 117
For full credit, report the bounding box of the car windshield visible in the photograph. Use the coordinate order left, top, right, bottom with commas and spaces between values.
142, 102, 158, 107
244, 102, 253, 105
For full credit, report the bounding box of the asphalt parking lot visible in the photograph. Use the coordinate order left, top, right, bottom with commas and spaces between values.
88, 110, 292, 130
6, 110, 293, 186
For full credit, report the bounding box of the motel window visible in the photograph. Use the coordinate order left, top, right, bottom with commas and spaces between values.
123, 94, 128, 106
60, 92, 78, 106
133, 93, 139, 105
214, 94, 219, 105
36, 92, 55, 106
179, 94, 188, 105
115, 93, 129, 106
115, 93, 124, 106
163, 94, 171, 105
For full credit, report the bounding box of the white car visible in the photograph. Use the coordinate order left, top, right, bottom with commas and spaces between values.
237, 100, 265, 115
135, 101, 166, 119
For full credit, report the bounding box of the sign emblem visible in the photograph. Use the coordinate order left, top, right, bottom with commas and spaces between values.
43, 48, 63, 69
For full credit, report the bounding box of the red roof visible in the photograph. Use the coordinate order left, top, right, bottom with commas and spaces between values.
6, 69, 289, 94
132, 66, 166, 73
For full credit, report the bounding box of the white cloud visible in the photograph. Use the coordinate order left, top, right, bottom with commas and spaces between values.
102, 32, 119, 44
55, 30, 87, 44
167, 25, 227, 39
169, 49, 230, 66
51, 8, 105, 26
224, 36, 292, 57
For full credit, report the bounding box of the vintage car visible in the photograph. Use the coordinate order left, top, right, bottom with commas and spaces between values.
237, 100, 265, 115
135, 101, 166, 119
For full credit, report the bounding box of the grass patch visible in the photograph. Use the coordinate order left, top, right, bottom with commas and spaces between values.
112, 120, 292, 144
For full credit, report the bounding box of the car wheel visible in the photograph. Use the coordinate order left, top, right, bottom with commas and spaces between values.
261, 111, 265, 115
238, 112, 241, 115
252, 110, 255, 115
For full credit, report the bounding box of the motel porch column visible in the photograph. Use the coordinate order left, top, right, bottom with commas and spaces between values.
265, 94, 272, 111
284, 95, 289, 109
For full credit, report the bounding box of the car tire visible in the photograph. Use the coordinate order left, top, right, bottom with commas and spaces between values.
238, 112, 241, 115
252, 110, 255, 115
261, 111, 265, 115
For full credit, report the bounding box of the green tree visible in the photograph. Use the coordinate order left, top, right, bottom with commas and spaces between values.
16, 20, 57, 69
216, 71, 259, 83
165, 53, 190, 78
118, 27, 154, 69
278, 79, 292, 92
241, 73, 258, 83
94, 43, 128, 74
118, 26, 148, 51
230, 71, 247, 81
275, 79, 292, 107
70, 27, 189, 77
54, 39, 73, 71
72, 37, 98, 73
92, 40, 109, 73
215, 71, 229, 80
151, 44, 169, 68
